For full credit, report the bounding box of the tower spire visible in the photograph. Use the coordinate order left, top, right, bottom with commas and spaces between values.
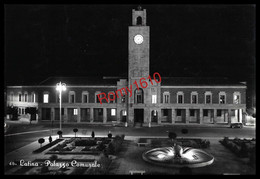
137, 5, 142, 10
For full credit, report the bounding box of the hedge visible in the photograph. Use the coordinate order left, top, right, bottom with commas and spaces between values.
33, 139, 64, 153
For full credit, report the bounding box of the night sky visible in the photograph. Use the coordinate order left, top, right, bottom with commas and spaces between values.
4, 4, 255, 86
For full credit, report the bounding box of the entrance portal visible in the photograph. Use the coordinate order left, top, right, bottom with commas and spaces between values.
134, 109, 144, 124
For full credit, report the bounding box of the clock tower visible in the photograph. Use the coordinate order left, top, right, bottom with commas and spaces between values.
128, 6, 150, 79
128, 6, 151, 126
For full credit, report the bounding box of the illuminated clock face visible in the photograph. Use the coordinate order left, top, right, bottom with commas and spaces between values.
134, 34, 143, 44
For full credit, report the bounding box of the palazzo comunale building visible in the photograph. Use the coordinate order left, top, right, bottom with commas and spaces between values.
5, 7, 247, 127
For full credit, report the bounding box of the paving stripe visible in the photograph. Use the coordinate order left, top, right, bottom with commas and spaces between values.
5, 129, 59, 137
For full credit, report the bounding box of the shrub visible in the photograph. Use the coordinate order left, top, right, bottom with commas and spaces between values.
105, 143, 115, 155
232, 145, 241, 155
200, 140, 210, 148
73, 128, 78, 138
120, 134, 125, 140
97, 143, 106, 151
108, 133, 112, 138
49, 154, 58, 161
168, 132, 177, 141
49, 136, 52, 143
223, 137, 229, 142
38, 138, 45, 148
57, 131, 63, 138
91, 131, 95, 138
74, 139, 97, 146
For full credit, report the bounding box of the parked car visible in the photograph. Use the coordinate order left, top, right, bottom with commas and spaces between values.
230, 123, 243, 128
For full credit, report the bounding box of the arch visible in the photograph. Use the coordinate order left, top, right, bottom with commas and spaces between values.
233, 92, 241, 104
137, 16, 142, 25
151, 110, 158, 123
134, 88, 144, 104
120, 110, 127, 122
82, 91, 89, 103
219, 91, 226, 104
69, 91, 76, 103
31, 91, 36, 103
204, 91, 212, 104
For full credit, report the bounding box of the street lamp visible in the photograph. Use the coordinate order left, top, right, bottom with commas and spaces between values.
56, 82, 66, 131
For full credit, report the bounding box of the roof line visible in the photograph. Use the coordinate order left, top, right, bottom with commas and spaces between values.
38, 76, 53, 85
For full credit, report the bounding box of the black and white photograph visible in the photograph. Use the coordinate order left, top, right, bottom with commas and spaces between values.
4, 4, 256, 175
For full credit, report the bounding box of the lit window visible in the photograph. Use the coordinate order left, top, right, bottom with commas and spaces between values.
111, 109, 116, 116
233, 92, 240, 104
153, 110, 157, 116
219, 95, 225, 104
122, 94, 126, 103
31, 93, 36, 103
43, 94, 49, 103
152, 95, 157, 104
122, 110, 127, 116
73, 109, 78, 115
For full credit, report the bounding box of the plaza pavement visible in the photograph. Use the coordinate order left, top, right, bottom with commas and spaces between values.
4, 121, 255, 172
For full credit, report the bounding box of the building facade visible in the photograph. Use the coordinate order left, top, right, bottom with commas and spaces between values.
5, 7, 247, 126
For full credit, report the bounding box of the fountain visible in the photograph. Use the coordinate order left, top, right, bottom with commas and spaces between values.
142, 143, 214, 168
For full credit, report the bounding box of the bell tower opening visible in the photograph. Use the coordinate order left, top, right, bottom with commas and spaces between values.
132, 6, 146, 26
137, 16, 142, 25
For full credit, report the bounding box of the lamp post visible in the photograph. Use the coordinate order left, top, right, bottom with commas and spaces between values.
56, 82, 66, 131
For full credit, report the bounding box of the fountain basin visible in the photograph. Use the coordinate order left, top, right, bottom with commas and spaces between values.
142, 146, 214, 168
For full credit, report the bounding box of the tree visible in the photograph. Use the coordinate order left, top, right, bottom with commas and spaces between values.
108, 131, 112, 138
57, 131, 63, 138
91, 131, 95, 138
38, 138, 45, 148
168, 131, 177, 143
73, 128, 78, 138
25, 107, 38, 124
6, 105, 18, 120
49, 136, 52, 143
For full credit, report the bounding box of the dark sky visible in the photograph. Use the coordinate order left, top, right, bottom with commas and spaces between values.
4, 4, 255, 85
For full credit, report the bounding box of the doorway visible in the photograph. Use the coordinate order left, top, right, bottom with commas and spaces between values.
134, 109, 144, 124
